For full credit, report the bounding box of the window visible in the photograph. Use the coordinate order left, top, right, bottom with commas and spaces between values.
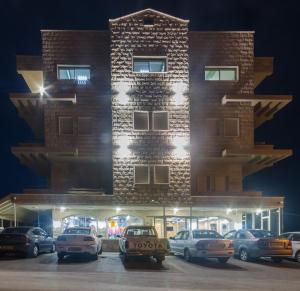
153, 111, 168, 130
292, 234, 300, 241
205, 118, 220, 136
78, 117, 92, 135
174, 231, 184, 240
57, 65, 90, 84
134, 166, 150, 184
59, 117, 73, 135
206, 176, 215, 192
182, 231, 190, 240
205, 67, 238, 81
193, 230, 223, 239
154, 165, 169, 184
134, 111, 149, 130
224, 118, 239, 137
133, 58, 167, 73
236, 231, 247, 239
224, 231, 236, 240
144, 17, 154, 26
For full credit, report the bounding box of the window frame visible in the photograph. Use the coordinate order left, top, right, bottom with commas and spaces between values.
134, 165, 150, 185
154, 165, 170, 185
78, 117, 93, 136
57, 64, 91, 81
58, 116, 74, 136
224, 118, 240, 137
132, 56, 168, 74
204, 66, 239, 81
133, 111, 149, 131
152, 111, 169, 131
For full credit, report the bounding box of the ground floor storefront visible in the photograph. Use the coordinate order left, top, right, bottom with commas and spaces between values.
0, 193, 284, 238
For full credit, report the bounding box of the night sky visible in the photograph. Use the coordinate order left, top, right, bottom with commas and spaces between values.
0, 0, 299, 231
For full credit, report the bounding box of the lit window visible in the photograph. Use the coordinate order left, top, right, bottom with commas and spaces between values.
205, 67, 238, 81
59, 116, 73, 135
154, 165, 169, 184
134, 111, 149, 130
133, 58, 167, 73
224, 118, 239, 137
153, 111, 168, 130
205, 118, 220, 136
134, 166, 150, 184
78, 117, 92, 135
57, 65, 90, 84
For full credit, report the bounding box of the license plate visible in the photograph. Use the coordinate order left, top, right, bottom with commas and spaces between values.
208, 243, 224, 250
68, 247, 81, 252
0, 245, 14, 250
132, 240, 164, 250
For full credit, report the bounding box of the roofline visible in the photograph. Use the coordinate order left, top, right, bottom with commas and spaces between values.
109, 8, 189, 23
189, 31, 255, 34
40, 29, 108, 32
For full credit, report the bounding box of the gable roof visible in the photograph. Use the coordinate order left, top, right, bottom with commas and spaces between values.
109, 8, 189, 23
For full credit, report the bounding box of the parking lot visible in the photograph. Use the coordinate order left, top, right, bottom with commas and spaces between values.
0, 253, 299, 291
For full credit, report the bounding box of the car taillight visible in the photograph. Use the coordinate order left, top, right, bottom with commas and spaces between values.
196, 242, 207, 250
83, 236, 95, 242
57, 236, 67, 242
20, 235, 31, 243
228, 242, 234, 249
125, 240, 129, 249
287, 240, 292, 248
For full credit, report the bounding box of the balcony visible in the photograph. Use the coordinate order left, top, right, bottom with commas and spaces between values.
222, 94, 292, 128
254, 57, 273, 87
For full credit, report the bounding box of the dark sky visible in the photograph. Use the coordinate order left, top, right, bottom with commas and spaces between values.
0, 0, 299, 231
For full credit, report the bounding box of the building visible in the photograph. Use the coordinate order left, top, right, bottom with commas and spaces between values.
0, 9, 292, 238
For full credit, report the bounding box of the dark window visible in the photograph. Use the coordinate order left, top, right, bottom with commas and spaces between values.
293, 234, 300, 241
32, 229, 41, 236
134, 112, 149, 130
153, 112, 168, 130
224, 231, 236, 239
57, 65, 90, 84
144, 17, 154, 25
206, 176, 215, 192
63, 228, 91, 235
193, 230, 223, 239
225, 176, 230, 191
236, 231, 247, 239
78, 117, 92, 135
133, 58, 167, 73
205, 118, 220, 136
205, 67, 238, 81
154, 165, 169, 184
134, 166, 150, 184
59, 117, 73, 135
2, 227, 31, 234
249, 230, 275, 238
224, 118, 239, 137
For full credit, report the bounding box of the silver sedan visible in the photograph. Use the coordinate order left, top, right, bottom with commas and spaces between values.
169, 229, 234, 263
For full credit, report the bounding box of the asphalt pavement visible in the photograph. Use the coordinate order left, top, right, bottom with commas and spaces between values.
0, 252, 299, 291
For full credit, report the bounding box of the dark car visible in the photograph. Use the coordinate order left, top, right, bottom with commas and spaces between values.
0, 227, 55, 257
224, 229, 292, 262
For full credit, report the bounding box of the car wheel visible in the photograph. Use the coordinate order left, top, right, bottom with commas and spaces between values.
296, 251, 300, 263
184, 249, 192, 262
28, 244, 39, 258
271, 257, 282, 263
239, 249, 249, 262
98, 246, 103, 255
92, 253, 98, 260
57, 253, 64, 260
50, 243, 55, 253
218, 257, 230, 263
156, 257, 163, 265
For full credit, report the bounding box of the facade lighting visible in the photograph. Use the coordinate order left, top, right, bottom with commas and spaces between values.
116, 207, 121, 213
173, 208, 179, 214
256, 208, 262, 215
60, 206, 66, 212
39, 86, 45, 96
226, 208, 233, 215
172, 136, 189, 158
114, 80, 130, 105
116, 135, 131, 158
172, 81, 187, 105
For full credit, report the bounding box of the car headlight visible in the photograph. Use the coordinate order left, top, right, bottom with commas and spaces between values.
83, 236, 95, 242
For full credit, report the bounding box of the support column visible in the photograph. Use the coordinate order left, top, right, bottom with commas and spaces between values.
163, 207, 166, 238
13, 202, 17, 227
189, 206, 192, 230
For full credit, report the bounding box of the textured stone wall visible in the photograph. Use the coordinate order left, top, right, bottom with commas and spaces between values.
110, 11, 191, 204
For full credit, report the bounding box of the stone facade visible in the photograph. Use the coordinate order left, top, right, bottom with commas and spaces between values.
110, 10, 191, 204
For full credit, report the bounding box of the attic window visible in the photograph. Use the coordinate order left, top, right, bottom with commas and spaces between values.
144, 17, 154, 26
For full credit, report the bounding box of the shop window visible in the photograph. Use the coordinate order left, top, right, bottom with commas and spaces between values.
134, 165, 150, 184
154, 165, 169, 184
134, 111, 149, 130
59, 116, 73, 135
57, 65, 90, 84
224, 118, 239, 137
78, 117, 92, 135
133, 57, 167, 73
205, 118, 220, 136
153, 111, 168, 130
204, 66, 238, 81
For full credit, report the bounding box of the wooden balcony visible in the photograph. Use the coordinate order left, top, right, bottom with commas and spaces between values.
222, 94, 292, 128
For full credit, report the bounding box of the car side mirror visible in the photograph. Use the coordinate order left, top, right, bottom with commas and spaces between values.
97, 235, 103, 238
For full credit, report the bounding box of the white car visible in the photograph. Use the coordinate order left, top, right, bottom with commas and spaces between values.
279, 232, 300, 262
56, 227, 102, 260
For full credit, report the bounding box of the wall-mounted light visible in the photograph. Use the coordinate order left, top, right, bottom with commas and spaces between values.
226, 208, 233, 215
39, 86, 45, 96
60, 206, 66, 213
116, 135, 131, 158
116, 207, 122, 213
172, 81, 188, 105
256, 208, 262, 215
173, 208, 179, 215
172, 136, 189, 158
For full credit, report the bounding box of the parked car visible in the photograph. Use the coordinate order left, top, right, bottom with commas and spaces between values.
119, 225, 170, 265
169, 229, 234, 263
224, 229, 292, 262
56, 227, 102, 260
0, 226, 55, 257
279, 232, 300, 262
